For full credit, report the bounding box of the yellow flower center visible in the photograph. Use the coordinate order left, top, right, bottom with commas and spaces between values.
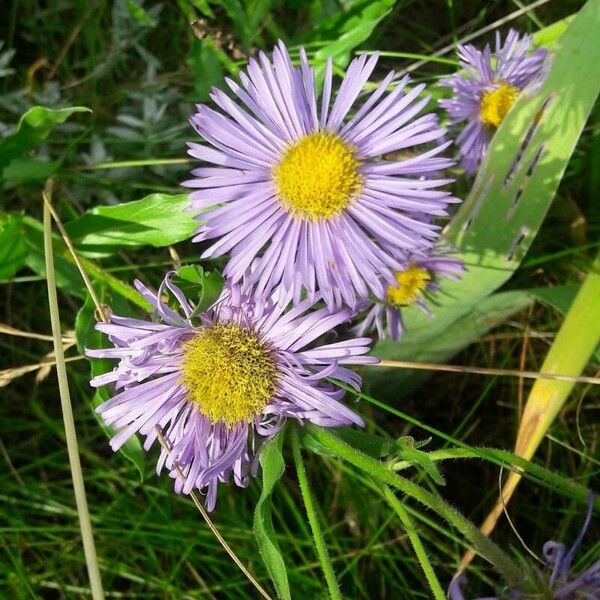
386, 264, 431, 307
272, 132, 362, 220
479, 83, 519, 129
180, 323, 277, 426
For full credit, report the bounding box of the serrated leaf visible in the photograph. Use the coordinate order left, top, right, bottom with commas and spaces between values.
0, 214, 28, 279
76, 291, 145, 480
0, 106, 90, 174
65, 193, 199, 256
253, 432, 290, 600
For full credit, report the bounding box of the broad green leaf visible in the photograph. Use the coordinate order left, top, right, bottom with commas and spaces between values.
0, 106, 90, 174
0, 214, 28, 279
65, 193, 199, 256
532, 15, 574, 49
468, 251, 600, 567
529, 285, 579, 315
76, 291, 145, 479
371, 290, 532, 394
23, 215, 151, 309
253, 432, 291, 600
376, 2, 600, 370
310, 0, 396, 70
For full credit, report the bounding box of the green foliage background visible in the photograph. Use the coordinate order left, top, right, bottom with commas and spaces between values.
0, 1, 598, 598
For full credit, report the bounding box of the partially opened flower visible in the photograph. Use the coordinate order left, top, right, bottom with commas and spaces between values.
449, 493, 599, 599
354, 248, 464, 340
440, 29, 547, 174
88, 273, 377, 510
184, 41, 456, 310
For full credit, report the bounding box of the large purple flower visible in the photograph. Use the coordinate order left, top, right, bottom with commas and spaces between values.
184, 41, 456, 310
88, 272, 377, 510
449, 493, 599, 599
440, 29, 547, 174
354, 248, 464, 341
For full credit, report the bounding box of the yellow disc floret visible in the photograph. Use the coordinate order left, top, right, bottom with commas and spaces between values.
180, 323, 277, 426
479, 82, 519, 129
386, 264, 431, 307
273, 131, 362, 220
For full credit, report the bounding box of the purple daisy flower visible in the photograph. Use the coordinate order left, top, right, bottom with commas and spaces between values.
449, 493, 599, 599
184, 41, 457, 310
440, 29, 547, 174
353, 248, 464, 340
87, 272, 378, 510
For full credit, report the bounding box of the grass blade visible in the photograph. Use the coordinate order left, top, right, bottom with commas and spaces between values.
43, 180, 104, 600
460, 250, 600, 571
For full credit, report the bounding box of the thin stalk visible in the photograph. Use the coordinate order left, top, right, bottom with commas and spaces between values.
307, 425, 522, 585
380, 484, 445, 600
43, 180, 104, 600
290, 427, 342, 600
74, 157, 192, 171
461, 249, 600, 571
371, 359, 600, 385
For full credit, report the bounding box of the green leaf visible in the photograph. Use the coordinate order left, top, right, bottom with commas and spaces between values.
529, 285, 579, 315
2, 158, 59, 184
253, 432, 291, 600
23, 216, 86, 298
373, 290, 533, 394
76, 291, 145, 480
126, 0, 157, 26
375, 2, 600, 373
189, 38, 225, 102
310, 0, 396, 70
172, 264, 224, 315
23, 215, 151, 309
65, 193, 199, 256
533, 14, 574, 49
0, 106, 90, 174
0, 214, 28, 279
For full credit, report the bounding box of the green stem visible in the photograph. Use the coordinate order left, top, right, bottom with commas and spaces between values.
290, 427, 342, 600
380, 484, 446, 600
331, 381, 594, 507
43, 184, 105, 600
307, 425, 522, 585
75, 157, 192, 171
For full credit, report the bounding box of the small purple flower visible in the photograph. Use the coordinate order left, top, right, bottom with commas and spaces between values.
353, 248, 464, 341
88, 272, 378, 510
449, 493, 599, 599
440, 29, 547, 174
184, 41, 457, 310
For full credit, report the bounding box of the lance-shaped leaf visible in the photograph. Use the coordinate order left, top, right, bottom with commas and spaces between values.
460, 249, 600, 571
374, 1, 600, 381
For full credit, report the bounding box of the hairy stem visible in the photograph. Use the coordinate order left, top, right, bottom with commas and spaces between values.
291, 427, 342, 600
380, 484, 446, 600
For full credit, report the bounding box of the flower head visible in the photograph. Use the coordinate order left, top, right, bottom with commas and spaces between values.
440, 29, 547, 174
354, 248, 464, 340
449, 493, 599, 599
88, 272, 377, 510
184, 41, 457, 310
